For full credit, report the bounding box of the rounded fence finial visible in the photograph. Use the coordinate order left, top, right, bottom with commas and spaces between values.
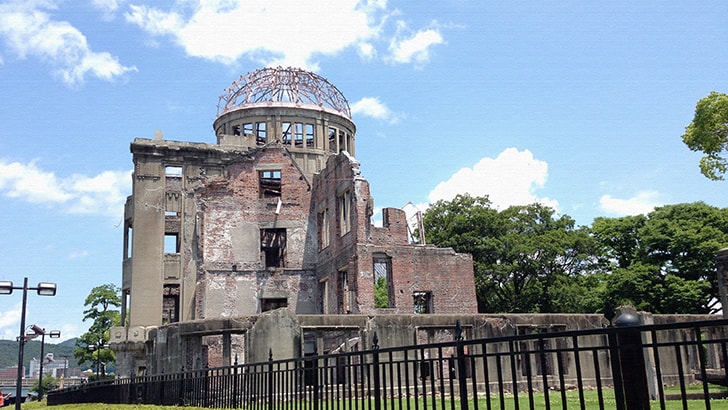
614, 312, 640, 327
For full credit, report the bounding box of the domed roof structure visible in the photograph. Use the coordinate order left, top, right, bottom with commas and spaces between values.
217, 67, 351, 119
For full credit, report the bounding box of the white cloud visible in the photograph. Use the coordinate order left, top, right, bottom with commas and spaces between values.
350, 97, 400, 123
0, 160, 131, 218
428, 148, 559, 210
387, 23, 444, 65
0, 0, 137, 85
0, 302, 21, 341
92, 0, 124, 14
124, 0, 443, 69
599, 191, 662, 217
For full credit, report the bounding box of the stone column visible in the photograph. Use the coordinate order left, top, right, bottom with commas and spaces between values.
716, 248, 728, 318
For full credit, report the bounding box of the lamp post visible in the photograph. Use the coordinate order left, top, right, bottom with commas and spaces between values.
0, 278, 57, 410
88, 337, 109, 381
25, 325, 60, 401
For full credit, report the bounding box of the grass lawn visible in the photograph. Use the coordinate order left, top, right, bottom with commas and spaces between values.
23, 385, 728, 409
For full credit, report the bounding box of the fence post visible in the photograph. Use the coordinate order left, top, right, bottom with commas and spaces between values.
268, 349, 274, 409
372, 332, 381, 410
615, 312, 650, 410
313, 344, 319, 410
455, 320, 470, 410
233, 355, 238, 408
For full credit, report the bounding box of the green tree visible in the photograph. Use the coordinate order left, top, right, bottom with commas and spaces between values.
30, 375, 57, 396
74, 284, 121, 378
592, 203, 728, 313
423, 195, 599, 313
682, 91, 728, 180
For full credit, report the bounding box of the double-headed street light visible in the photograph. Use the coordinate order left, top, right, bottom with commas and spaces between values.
0, 278, 56, 410
88, 338, 109, 380
25, 325, 60, 401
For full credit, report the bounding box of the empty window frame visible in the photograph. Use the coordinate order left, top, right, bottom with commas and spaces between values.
294, 123, 304, 146
162, 285, 180, 324
339, 270, 350, 314
373, 255, 393, 308
305, 123, 315, 147
232, 124, 241, 136
124, 224, 133, 259
328, 127, 337, 152
259, 170, 281, 198
165, 166, 182, 177
256, 122, 267, 145
319, 208, 330, 250
261, 298, 288, 312
338, 130, 347, 153
243, 123, 254, 136
413, 291, 433, 314
319, 279, 328, 314
281, 121, 292, 144
339, 190, 351, 235
261, 228, 286, 268
164, 232, 180, 254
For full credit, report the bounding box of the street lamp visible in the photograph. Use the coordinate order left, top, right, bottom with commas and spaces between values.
87, 338, 109, 380
25, 325, 60, 401
0, 278, 56, 410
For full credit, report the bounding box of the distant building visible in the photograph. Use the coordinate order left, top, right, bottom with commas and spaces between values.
0, 366, 21, 379
111, 67, 477, 376
28, 354, 69, 379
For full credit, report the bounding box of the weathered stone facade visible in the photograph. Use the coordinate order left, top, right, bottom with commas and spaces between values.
112, 67, 477, 376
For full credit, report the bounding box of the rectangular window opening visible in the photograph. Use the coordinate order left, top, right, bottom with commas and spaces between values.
328, 127, 337, 152
261, 228, 286, 268
305, 123, 315, 147
339, 190, 351, 235
413, 291, 433, 314
164, 232, 180, 254
165, 166, 182, 177
339, 270, 350, 314
259, 170, 281, 198
294, 123, 304, 147
338, 130, 346, 153
319, 208, 330, 250
232, 124, 241, 136
124, 224, 133, 259
162, 285, 180, 324
373, 256, 393, 308
243, 123, 253, 136
281, 122, 292, 144
256, 122, 267, 145
261, 298, 288, 312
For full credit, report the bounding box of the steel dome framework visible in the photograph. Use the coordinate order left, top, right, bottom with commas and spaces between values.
217, 67, 351, 119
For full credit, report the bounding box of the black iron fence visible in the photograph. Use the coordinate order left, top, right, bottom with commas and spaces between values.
48, 317, 728, 409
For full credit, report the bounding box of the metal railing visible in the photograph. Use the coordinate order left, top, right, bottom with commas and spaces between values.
47, 317, 728, 409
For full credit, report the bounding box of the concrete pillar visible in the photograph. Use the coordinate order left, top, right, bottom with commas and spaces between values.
716, 248, 728, 318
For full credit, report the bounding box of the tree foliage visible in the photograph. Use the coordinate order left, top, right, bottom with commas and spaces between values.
682, 91, 728, 180
424, 195, 728, 315
74, 284, 121, 376
594, 202, 728, 313
424, 195, 599, 313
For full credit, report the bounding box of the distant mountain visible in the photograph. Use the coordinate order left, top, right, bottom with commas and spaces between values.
0, 339, 79, 370
57, 338, 78, 348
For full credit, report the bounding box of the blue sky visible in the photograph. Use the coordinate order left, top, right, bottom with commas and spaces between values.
0, 0, 726, 342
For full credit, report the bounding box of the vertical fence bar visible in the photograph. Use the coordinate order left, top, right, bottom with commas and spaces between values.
372, 332, 382, 410
694, 326, 712, 410
268, 349, 275, 409
455, 321, 470, 410
508, 339, 519, 410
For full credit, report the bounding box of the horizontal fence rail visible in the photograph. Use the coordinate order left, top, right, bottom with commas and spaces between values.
47, 318, 728, 409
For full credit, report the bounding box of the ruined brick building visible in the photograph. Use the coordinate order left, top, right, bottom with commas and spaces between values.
111, 67, 477, 376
